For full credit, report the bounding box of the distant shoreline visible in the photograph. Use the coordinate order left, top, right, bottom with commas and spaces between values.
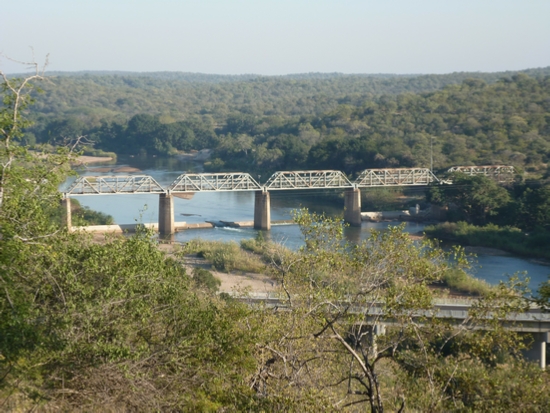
73, 155, 114, 164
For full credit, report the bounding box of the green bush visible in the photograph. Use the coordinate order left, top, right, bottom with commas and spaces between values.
424, 222, 550, 259
441, 268, 492, 296
81, 147, 117, 160
240, 232, 292, 267
183, 239, 266, 273
70, 199, 114, 226
193, 267, 221, 292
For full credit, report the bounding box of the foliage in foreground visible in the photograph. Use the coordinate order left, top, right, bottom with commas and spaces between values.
1, 229, 264, 411
1, 67, 262, 411
250, 210, 547, 412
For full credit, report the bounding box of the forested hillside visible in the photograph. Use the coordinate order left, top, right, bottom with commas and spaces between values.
24, 67, 550, 124
205, 74, 550, 176
25, 71, 550, 178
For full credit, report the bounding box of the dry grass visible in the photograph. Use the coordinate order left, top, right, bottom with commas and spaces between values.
182, 239, 266, 273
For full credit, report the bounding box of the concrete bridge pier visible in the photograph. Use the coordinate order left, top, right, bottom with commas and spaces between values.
359, 323, 387, 359
61, 197, 72, 230
344, 188, 362, 227
158, 193, 175, 236
523, 332, 549, 369
254, 190, 271, 230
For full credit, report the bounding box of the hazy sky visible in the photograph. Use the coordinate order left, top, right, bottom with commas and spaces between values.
1, 0, 549, 75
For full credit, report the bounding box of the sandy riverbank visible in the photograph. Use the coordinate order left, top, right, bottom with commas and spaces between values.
87, 166, 141, 173
73, 155, 114, 165
155, 242, 276, 293
72, 155, 142, 173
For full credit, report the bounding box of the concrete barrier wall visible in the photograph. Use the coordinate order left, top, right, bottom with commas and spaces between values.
72, 220, 294, 235
72, 222, 197, 233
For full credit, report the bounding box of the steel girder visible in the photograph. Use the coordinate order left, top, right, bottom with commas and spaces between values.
447, 165, 515, 182
264, 170, 353, 190
65, 175, 166, 195
169, 173, 262, 192
354, 168, 438, 187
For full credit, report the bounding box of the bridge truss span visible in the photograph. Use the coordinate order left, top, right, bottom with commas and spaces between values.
354, 168, 439, 187
447, 165, 515, 182
264, 170, 353, 190
169, 173, 262, 192
65, 175, 166, 196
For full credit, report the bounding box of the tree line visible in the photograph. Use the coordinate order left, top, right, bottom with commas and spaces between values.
25, 73, 550, 181
23, 66, 550, 124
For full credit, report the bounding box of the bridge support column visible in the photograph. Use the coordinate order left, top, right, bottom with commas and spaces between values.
158, 193, 175, 236
254, 190, 271, 230
344, 188, 362, 227
522, 332, 549, 369
61, 197, 72, 231
361, 324, 386, 359
539, 339, 547, 370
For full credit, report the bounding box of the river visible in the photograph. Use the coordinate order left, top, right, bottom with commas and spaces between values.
67, 155, 550, 292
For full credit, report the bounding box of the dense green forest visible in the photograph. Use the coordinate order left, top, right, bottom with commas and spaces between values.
207, 74, 550, 176
22, 69, 550, 180
23, 67, 550, 122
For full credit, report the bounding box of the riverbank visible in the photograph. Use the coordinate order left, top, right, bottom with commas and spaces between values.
73, 155, 114, 165
177, 149, 212, 162
424, 222, 550, 262
83, 223, 536, 298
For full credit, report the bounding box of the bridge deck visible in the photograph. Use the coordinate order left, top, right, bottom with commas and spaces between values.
237, 293, 550, 333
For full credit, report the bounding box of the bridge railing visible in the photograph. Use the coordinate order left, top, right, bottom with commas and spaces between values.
231, 292, 550, 333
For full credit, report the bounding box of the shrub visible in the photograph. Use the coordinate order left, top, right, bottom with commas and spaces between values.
183, 239, 266, 273
193, 267, 221, 292
424, 222, 550, 259
441, 268, 492, 296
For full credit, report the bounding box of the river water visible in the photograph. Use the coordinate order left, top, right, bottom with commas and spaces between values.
67, 155, 550, 292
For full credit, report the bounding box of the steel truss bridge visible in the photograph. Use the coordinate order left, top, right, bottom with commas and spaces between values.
61, 165, 517, 234
65, 175, 166, 195
447, 165, 515, 182
64, 165, 515, 196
